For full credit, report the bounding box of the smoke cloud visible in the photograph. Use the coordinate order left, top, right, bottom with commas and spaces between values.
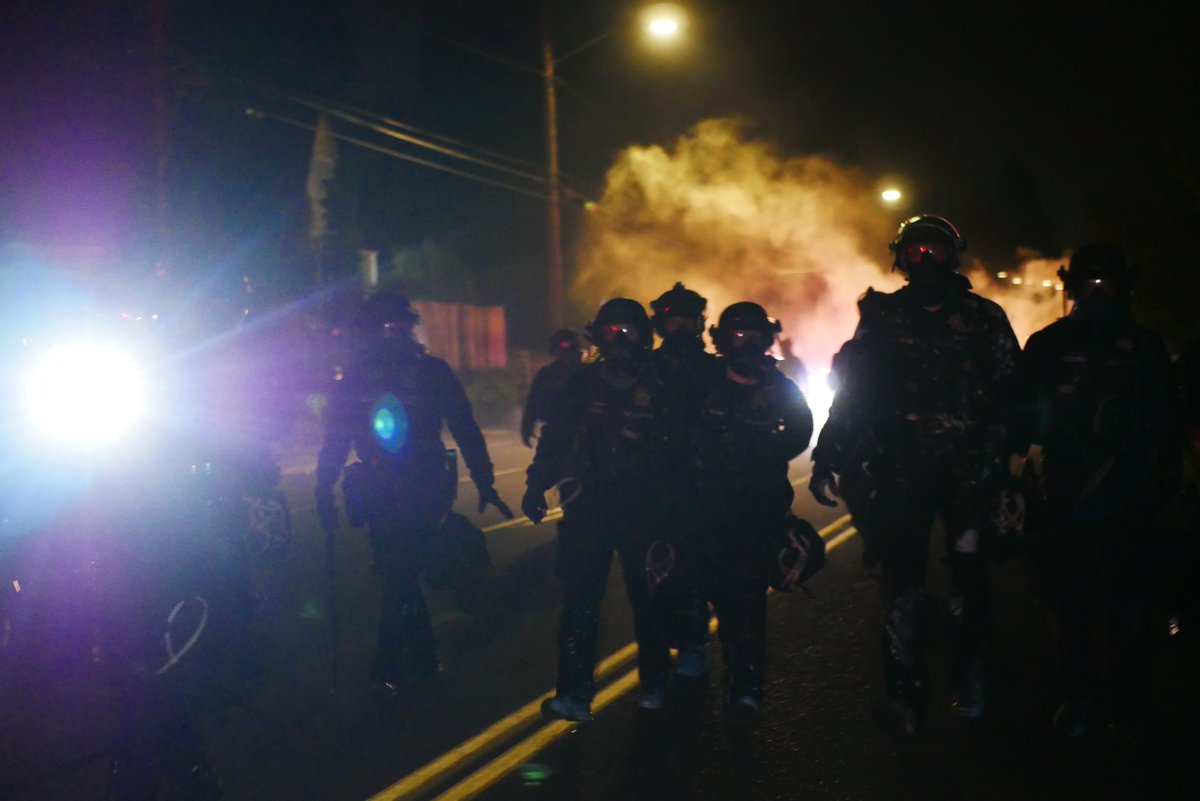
962, 254, 1068, 348
574, 118, 898, 374
573, 118, 1066, 374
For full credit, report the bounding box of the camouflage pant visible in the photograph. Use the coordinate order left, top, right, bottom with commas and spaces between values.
866, 452, 993, 709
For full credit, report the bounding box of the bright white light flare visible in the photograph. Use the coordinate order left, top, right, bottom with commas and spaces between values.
648, 18, 680, 37
881, 188, 902, 203
803, 367, 837, 437
642, 4, 685, 40
26, 343, 147, 448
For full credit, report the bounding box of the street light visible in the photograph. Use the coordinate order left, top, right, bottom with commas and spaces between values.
542, 4, 686, 328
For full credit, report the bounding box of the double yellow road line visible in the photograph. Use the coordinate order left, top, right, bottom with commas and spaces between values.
368, 500, 857, 801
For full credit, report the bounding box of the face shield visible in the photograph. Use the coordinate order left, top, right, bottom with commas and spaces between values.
898, 240, 954, 279
598, 321, 642, 346
727, 328, 770, 353
1075, 277, 1123, 300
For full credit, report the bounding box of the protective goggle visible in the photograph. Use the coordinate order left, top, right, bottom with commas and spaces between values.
598, 322, 640, 342
728, 328, 768, 349
380, 320, 415, 336
900, 241, 951, 265
1075, 277, 1122, 298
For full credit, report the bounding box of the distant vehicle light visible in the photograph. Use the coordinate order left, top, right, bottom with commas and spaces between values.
26, 343, 147, 448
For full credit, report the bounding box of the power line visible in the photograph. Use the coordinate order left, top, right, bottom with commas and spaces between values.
305, 94, 543, 175
237, 81, 549, 187
418, 29, 544, 79
246, 107, 551, 202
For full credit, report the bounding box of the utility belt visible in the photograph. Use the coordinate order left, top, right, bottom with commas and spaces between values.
343, 448, 458, 527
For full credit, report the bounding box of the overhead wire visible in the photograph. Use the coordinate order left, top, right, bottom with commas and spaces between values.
246, 107, 551, 201
237, 82, 549, 187
227, 71, 604, 202
228, 76, 539, 174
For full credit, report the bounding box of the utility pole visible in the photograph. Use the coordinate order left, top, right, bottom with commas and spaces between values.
542, 33, 565, 330
150, 0, 170, 250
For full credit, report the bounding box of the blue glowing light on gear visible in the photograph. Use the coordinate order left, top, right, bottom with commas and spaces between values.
371, 392, 409, 453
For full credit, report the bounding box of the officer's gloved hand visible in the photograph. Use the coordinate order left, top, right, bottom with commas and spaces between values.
520, 428, 535, 449
316, 491, 339, 531
809, 464, 840, 507
521, 488, 548, 524
477, 483, 514, 519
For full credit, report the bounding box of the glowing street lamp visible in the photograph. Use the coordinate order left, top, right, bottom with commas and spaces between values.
642, 4, 687, 39
881, 188, 903, 205
543, 5, 686, 328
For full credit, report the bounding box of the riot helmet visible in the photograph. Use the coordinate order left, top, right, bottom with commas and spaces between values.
650, 282, 708, 338
889, 214, 966, 274
585, 298, 651, 358
1058, 243, 1133, 301
710, 301, 781, 356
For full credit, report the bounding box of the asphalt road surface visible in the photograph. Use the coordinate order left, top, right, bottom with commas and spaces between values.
3, 425, 1198, 801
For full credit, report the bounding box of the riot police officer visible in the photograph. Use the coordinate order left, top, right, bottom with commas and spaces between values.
649, 282, 718, 679
523, 298, 675, 721
809, 214, 1021, 733
520, 328, 584, 447
693, 302, 813, 715
1020, 243, 1176, 736
315, 292, 511, 692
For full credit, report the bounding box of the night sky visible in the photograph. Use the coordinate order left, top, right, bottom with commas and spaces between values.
2, 0, 1197, 345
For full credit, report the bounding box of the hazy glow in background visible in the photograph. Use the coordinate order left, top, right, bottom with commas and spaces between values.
574, 118, 1068, 421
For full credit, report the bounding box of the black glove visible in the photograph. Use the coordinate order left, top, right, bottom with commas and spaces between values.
316, 490, 339, 531
521, 426, 536, 448
809, 464, 840, 507
521, 488, 548, 524
477, 483, 514, 519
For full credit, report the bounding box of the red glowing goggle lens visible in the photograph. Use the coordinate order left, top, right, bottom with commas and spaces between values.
902, 242, 950, 263
601, 323, 638, 341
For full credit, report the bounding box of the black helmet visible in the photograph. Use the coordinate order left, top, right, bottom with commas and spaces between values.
889, 214, 966, 271
650, 282, 707, 337
547, 328, 582, 355
1057, 243, 1133, 296
766, 515, 826, 592
710, 301, 781, 355
585, 298, 652, 349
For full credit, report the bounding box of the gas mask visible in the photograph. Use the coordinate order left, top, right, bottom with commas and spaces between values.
1072, 278, 1131, 322
724, 329, 772, 375
899, 241, 956, 306
596, 321, 644, 364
